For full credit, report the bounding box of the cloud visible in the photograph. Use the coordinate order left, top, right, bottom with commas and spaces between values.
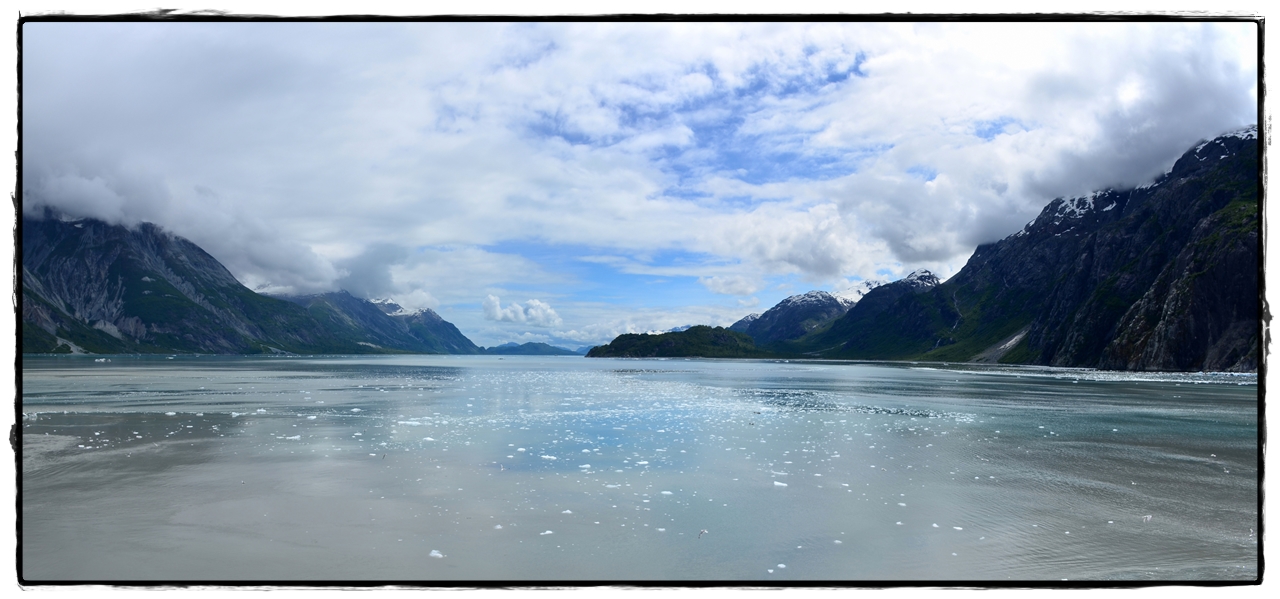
483, 295, 563, 327
698, 275, 762, 296
20, 21, 1257, 345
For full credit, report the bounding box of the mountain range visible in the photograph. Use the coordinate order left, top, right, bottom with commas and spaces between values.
589, 126, 1260, 371
21, 212, 481, 355
21, 127, 1259, 371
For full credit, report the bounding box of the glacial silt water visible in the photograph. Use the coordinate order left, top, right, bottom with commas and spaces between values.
21, 355, 1258, 581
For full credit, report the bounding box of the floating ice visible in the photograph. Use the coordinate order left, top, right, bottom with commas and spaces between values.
165, 412, 176, 416
637, 461, 649, 465
777, 564, 786, 568
541, 455, 557, 460
307, 415, 317, 420
774, 481, 788, 487
285, 435, 300, 440
540, 531, 554, 535
562, 510, 572, 514
494, 525, 503, 529
898, 503, 906, 506
954, 527, 963, 530
661, 491, 672, 495
429, 550, 443, 558
423, 437, 435, 441
351, 408, 362, 413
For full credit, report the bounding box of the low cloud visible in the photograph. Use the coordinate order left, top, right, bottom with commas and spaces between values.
482, 295, 563, 327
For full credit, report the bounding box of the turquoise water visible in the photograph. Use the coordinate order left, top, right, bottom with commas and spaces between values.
20, 355, 1259, 582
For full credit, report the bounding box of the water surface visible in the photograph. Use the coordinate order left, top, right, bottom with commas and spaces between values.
21, 355, 1259, 582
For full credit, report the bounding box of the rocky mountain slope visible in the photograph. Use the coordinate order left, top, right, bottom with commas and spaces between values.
806, 126, 1259, 371
21, 213, 480, 355
735, 290, 855, 346
588, 127, 1259, 372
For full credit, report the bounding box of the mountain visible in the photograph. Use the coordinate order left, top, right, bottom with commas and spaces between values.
805, 126, 1259, 371
833, 279, 888, 304
586, 326, 774, 358
21, 213, 481, 355
281, 293, 481, 354
587, 127, 1259, 372
483, 342, 579, 356
783, 269, 942, 356
727, 313, 758, 333
741, 290, 856, 347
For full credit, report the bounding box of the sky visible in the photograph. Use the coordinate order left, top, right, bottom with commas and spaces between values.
20, 18, 1259, 348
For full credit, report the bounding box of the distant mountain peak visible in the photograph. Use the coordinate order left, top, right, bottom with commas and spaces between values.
902, 269, 940, 289
834, 279, 887, 304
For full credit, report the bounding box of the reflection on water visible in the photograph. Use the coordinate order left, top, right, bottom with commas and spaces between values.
21, 355, 1258, 582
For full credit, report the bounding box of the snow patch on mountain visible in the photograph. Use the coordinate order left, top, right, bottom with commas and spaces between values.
773, 290, 845, 310
369, 298, 426, 317
901, 269, 941, 289
834, 279, 887, 305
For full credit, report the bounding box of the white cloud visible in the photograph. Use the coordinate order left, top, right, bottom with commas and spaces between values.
698, 275, 762, 296
21, 21, 1258, 346
482, 295, 563, 328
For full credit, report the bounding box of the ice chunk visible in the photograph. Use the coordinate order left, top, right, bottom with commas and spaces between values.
774, 481, 788, 487
562, 510, 572, 514
429, 550, 443, 558
579, 464, 591, 468
540, 530, 554, 535
541, 455, 557, 460
661, 491, 673, 495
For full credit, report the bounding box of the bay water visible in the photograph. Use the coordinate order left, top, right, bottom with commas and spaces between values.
20, 355, 1259, 582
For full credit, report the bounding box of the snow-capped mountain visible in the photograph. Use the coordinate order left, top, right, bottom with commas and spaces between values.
833, 279, 887, 305
740, 290, 856, 346
811, 125, 1258, 371
727, 313, 759, 333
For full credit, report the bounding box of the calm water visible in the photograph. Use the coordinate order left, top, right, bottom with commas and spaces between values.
20, 355, 1259, 582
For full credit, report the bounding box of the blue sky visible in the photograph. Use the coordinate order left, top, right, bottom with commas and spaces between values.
21, 20, 1259, 347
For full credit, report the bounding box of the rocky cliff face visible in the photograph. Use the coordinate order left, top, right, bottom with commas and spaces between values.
21, 213, 481, 355
808, 126, 1259, 371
